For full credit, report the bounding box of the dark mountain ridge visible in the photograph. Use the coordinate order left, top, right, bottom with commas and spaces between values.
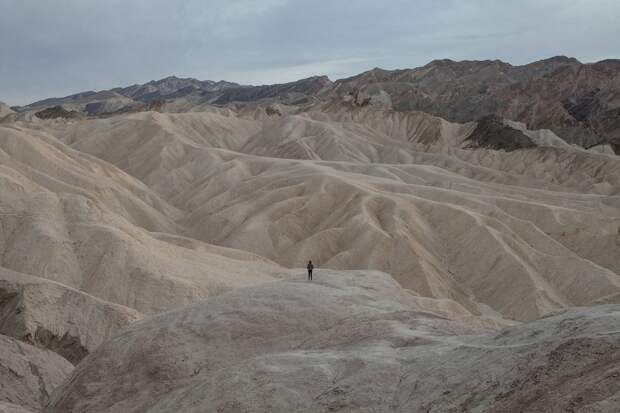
10, 56, 620, 152
334, 56, 620, 149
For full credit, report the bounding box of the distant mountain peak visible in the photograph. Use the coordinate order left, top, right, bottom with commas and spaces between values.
425, 58, 512, 68
9, 56, 620, 153
427, 58, 457, 66
535, 55, 581, 64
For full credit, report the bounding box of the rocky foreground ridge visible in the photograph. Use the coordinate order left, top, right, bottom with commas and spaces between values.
45, 272, 620, 413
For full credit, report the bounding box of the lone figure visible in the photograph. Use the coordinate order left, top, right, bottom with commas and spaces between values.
307, 260, 314, 281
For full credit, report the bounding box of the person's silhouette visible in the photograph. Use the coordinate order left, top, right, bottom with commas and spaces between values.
307, 260, 314, 281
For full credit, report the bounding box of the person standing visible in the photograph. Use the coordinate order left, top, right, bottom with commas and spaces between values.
307, 260, 314, 281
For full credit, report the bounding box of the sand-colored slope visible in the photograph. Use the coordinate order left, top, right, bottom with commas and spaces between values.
0, 124, 180, 231
35, 110, 620, 321
247, 109, 620, 194
47, 108, 620, 196
0, 334, 72, 412
0, 402, 35, 413
0, 122, 293, 318
176, 154, 620, 320
0, 116, 304, 369
45, 111, 260, 198
0, 190, 289, 314
0, 103, 14, 122
0, 267, 141, 364
45, 271, 620, 413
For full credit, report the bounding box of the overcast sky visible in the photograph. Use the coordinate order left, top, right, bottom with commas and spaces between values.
1, 0, 619, 105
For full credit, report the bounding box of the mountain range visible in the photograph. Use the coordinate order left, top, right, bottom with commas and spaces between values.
11, 56, 620, 152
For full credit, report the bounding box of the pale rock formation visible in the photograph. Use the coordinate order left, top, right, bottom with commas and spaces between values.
0, 334, 72, 412
26, 109, 620, 321
0, 267, 141, 363
46, 271, 620, 412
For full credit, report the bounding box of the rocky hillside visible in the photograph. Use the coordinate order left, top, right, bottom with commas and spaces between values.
111, 76, 239, 103
0, 102, 14, 119
0, 334, 73, 412
333, 57, 620, 150
11, 57, 620, 152
45, 272, 620, 413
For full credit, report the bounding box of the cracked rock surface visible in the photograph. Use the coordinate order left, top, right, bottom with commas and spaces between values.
0, 334, 72, 412
45, 271, 620, 413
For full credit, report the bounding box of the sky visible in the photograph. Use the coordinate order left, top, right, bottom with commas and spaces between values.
1, 0, 619, 105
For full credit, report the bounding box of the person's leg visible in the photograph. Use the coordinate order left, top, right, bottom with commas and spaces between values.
310, 269, 312, 281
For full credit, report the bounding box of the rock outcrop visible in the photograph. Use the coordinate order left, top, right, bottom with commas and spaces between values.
464, 114, 536, 151
13, 57, 620, 153
0, 267, 141, 364
34, 106, 82, 120
0, 102, 14, 121
45, 271, 620, 412
334, 57, 620, 150
0, 334, 72, 412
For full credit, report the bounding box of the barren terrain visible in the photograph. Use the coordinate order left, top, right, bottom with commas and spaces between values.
1, 57, 620, 411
